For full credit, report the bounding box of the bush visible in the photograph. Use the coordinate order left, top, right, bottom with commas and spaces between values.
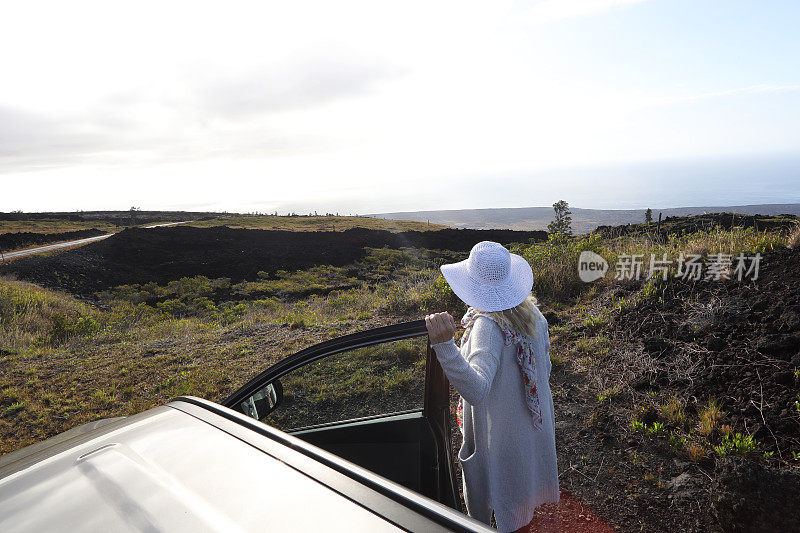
431, 275, 462, 311
104, 302, 162, 331
164, 276, 214, 299
51, 313, 99, 342
188, 297, 218, 316
415, 275, 464, 314
220, 302, 248, 324
0, 279, 102, 348
516, 232, 605, 302
156, 299, 186, 317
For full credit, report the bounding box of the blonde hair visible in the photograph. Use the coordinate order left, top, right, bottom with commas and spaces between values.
485, 295, 541, 339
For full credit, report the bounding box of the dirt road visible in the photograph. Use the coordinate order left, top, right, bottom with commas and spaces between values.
0, 234, 113, 261
0, 222, 188, 262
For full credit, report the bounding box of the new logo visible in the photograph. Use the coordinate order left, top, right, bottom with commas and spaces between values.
578, 251, 608, 282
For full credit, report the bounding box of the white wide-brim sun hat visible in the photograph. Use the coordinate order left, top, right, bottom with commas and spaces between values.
441, 241, 533, 312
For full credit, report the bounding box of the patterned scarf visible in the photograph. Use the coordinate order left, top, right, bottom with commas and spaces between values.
456, 307, 543, 430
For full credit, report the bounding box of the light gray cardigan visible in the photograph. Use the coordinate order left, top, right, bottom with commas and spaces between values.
431, 311, 559, 532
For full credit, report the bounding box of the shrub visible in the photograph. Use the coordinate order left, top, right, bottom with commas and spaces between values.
357, 247, 432, 280
164, 276, 214, 299
0, 387, 23, 407
156, 299, 186, 317
714, 433, 758, 457
252, 298, 279, 311
188, 297, 218, 316
280, 308, 317, 329
51, 313, 99, 342
4, 402, 25, 416
0, 279, 99, 348
517, 232, 606, 301
220, 302, 249, 324
515, 224, 793, 305
417, 275, 464, 314
234, 266, 357, 299
104, 302, 162, 331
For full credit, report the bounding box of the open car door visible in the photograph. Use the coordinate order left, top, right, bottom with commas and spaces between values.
222, 320, 460, 510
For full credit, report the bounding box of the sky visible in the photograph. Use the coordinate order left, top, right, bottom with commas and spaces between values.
1, 0, 799, 214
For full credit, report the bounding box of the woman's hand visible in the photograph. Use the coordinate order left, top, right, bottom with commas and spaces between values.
425, 312, 456, 344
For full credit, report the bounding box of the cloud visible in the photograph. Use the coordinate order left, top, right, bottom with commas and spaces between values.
0, 106, 126, 171
1, 0, 798, 213
0, 55, 402, 174
524, 0, 651, 24
191, 58, 405, 119
642, 84, 800, 108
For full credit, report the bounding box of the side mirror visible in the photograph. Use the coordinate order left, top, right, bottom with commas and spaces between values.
240, 380, 283, 421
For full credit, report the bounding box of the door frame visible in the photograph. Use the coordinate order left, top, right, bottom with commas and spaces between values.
221, 320, 460, 510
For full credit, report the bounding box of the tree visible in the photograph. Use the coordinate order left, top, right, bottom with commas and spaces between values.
645, 208, 653, 224
547, 200, 573, 236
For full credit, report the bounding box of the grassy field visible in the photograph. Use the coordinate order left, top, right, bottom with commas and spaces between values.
0, 247, 463, 454
0, 214, 448, 235
0, 219, 123, 235
1, 221, 798, 472
185, 215, 449, 232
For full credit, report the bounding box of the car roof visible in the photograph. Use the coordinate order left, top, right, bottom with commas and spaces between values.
0, 397, 491, 533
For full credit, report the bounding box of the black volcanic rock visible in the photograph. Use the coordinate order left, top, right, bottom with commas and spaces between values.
0, 229, 105, 252
0, 226, 547, 295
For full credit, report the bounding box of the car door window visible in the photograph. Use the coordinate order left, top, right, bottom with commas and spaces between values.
262, 335, 428, 432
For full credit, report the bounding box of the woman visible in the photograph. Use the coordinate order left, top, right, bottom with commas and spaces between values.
425, 241, 559, 532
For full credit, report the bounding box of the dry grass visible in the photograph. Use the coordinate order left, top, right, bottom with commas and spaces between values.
185, 215, 449, 233
0, 277, 100, 350
0, 282, 417, 455
685, 442, 706, 462
659, 394, 686, 426
3, 223, 792, 461
0, 248, 466, 455
697, 399, 724, 437
0, 219, 122, 234
513, 225, 791, 304
789, 224, 800, 249
0, 215, 449, 235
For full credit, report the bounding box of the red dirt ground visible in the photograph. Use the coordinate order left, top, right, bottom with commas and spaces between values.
526, 492, 615, 533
